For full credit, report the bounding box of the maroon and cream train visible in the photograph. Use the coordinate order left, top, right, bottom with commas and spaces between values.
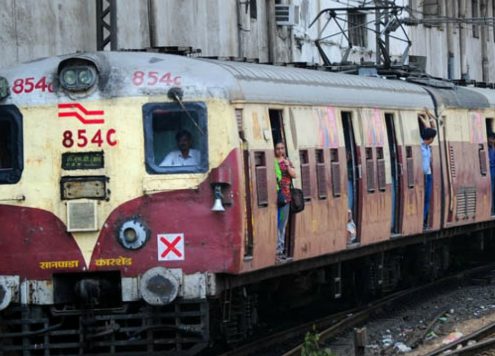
0, 51, 494, 353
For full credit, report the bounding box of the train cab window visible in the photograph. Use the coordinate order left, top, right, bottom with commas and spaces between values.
143, 102, 208, 174
0, 106, 23, 184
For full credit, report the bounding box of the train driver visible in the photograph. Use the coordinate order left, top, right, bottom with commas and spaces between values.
419, 110, 437, 229
159, 129, 200, 167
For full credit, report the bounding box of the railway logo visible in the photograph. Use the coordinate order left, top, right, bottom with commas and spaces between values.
157, 233, 185, 261
58, 103, 105, 125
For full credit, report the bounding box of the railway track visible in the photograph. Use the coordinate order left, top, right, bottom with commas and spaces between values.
426, 320, 495, 355
218, 263, 495, 356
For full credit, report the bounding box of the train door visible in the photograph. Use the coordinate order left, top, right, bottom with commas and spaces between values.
269, 109, 294, 257
385, 113, 402, 234
486, 118, 494, 216
341, 111, 360, 242
236, 109, 254, 258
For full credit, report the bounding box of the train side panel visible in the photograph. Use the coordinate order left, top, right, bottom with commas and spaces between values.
440, 109, 491, 226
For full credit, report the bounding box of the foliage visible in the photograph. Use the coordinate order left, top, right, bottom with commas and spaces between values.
301, 328, 335, 356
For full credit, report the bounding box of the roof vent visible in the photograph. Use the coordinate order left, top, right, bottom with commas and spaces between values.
275, 5, 299, 26
67, 200, 98, 232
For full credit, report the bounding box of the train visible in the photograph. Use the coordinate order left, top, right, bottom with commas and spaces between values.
1, 51, 495, 354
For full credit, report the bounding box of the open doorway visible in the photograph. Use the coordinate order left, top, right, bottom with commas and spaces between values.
486, 118, 495, 215
269, 109, 294, 258
342, 111, 360, 243
385, 113, 401, 235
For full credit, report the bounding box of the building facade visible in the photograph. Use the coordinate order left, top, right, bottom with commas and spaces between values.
1, 0, 494, 82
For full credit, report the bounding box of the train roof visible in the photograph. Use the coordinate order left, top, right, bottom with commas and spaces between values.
458, 87, 495, 108
0, 51, 462, 110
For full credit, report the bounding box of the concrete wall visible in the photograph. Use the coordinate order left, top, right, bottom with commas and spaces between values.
1, 0, 495, 83
0, 0, 95, 68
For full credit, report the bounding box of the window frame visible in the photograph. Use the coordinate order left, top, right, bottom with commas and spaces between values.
143, 102, 208, 174
0, 105, 23, 185
347, 10, 367, 47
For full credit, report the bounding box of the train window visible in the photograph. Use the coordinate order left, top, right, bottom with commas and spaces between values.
300, 150, 311, 201
406, 146, 415, 188
0, 105, 23, 184
315, 149, 327, 199
254, 152, 268, 207
479, 144, 487, 176
366, 147, 375, 192
330, 148, 341, 197
143, 102, 208, 174
376, 147, 386, 191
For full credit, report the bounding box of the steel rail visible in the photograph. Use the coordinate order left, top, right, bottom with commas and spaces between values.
281, 263, 495, 356
426, 320, 495, 356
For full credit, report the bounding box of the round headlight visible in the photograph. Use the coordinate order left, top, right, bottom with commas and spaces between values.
123, 227, 138, 243
117, 219, 149, 250
62, 69, 77, 86
78, 69, 94, 85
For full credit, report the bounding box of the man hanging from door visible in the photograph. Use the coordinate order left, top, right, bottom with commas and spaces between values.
419, 109, 437, 229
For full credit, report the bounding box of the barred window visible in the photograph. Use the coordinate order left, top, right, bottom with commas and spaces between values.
423, 0, 440, 17
347, 11, 367, 47
472, 0, 480, 38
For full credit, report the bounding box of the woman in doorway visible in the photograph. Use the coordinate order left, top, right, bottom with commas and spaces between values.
274, 141, 296, 260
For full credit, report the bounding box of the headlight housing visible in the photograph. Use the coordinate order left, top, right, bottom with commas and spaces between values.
59, 66, 97, 91
117, 219, 150, 250
0, 77, 9, 99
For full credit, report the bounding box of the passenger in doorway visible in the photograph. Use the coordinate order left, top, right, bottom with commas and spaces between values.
274, 141, 296, 261
419, 110, 437, 229
160, 129, 200, 166
488, 132, 495, 214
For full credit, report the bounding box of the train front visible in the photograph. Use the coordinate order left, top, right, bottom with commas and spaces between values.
0, 52, 243, 354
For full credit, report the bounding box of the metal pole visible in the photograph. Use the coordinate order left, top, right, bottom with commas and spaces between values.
96, 0, 117, 51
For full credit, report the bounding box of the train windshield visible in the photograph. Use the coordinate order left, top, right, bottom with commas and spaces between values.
143, 102, 208, 174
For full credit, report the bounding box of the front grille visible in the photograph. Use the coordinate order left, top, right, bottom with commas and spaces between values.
0, 300, 208, 355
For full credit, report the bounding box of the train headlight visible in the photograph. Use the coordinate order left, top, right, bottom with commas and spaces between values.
62, 69, 77, 86
123, 227, 138, 243
78, 68, 95, 85
140, 267, 179, 305
117, 219, 150, 250
57, 57, 99, 92
59, 65, 97, 92
0, 77, 9, 99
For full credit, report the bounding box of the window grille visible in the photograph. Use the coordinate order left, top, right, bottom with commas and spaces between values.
255, 152, 268, 207
347, 11, 367, 47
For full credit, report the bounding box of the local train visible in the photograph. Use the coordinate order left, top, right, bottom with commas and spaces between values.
1, 51, 495, 354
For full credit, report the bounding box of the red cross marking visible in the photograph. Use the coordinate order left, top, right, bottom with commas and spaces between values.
160, 235, 183, 258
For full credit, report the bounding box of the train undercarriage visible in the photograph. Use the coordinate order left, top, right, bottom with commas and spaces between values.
1, 225, 495, 354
